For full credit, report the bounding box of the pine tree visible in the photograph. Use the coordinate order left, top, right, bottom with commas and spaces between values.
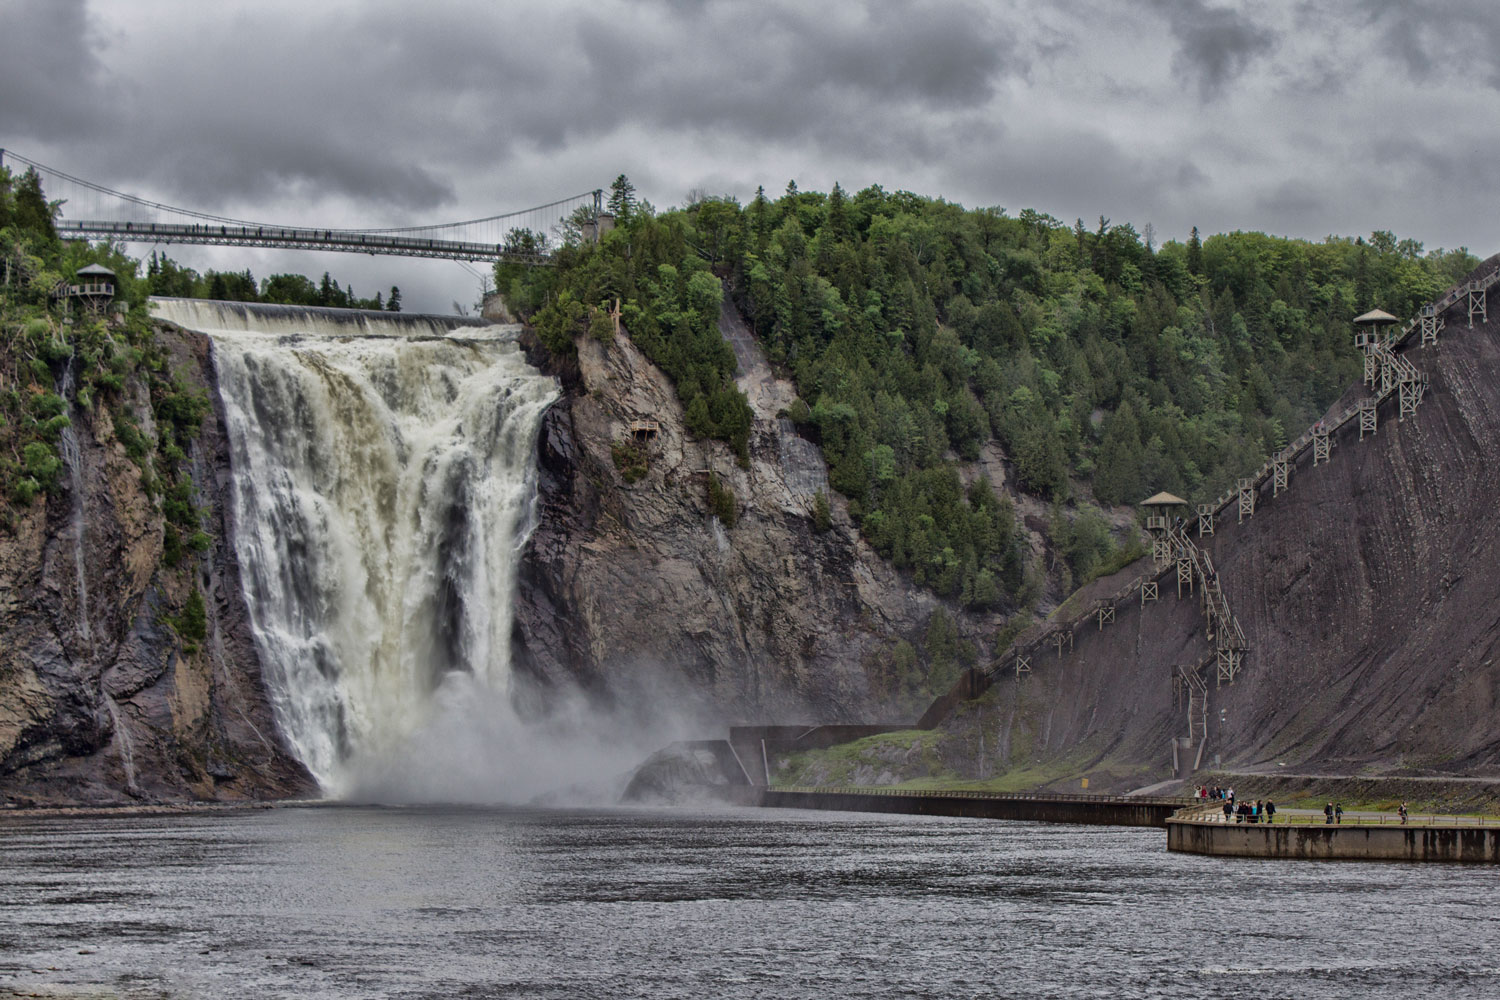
13, 168, 57, 242
387, 286, 402, 312
607, 174, 637, 223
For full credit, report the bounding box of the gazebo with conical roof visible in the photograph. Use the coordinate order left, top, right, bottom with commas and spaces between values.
1140, 490, 1186, 546
1353, 307, 1398, 352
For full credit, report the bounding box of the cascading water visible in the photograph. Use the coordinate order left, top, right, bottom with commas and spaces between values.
150, 298, 558, 797
56, 361, 90, 641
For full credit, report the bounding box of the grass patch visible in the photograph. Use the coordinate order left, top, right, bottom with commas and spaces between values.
772, 730, 943, 787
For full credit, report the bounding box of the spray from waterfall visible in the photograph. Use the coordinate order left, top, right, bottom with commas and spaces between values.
151, 298, 560, 798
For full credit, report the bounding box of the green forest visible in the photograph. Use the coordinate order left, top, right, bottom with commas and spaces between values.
0, 167, 396, 561
498, 175, 1478, 608
0, 166, 208, 572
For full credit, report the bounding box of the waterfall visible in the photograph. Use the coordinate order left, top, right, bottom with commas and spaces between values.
56, 361, 90, 641
104, 694, 139, 795
150, 298, 558, 795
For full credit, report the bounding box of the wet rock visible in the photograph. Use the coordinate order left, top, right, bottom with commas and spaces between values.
0, 323, 314, 804
513, 304, 999, 727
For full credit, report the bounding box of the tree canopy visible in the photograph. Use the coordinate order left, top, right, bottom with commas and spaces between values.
504, 175, 1478, 609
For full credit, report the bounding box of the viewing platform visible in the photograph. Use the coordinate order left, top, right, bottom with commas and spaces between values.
1168, 812, 1500, 862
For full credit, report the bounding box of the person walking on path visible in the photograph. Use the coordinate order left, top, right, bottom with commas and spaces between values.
1223, 799, 1233, 823
1335, 803, 1344, 824
1399, 802, 1409, 825
1324, 802, 1334, 824
1265, 800, 1276, 824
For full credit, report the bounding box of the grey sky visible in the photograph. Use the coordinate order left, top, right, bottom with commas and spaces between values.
2, 0, 1495, 312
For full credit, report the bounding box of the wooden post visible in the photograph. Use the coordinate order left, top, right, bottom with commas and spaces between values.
1272, 454, 1289, 497
1197, 504, 1214, 537
1359, 397, 1378, 440
1468, 280, 1487, 328
1312, 425, 1331, 466
1237, 478, 1255, 523
1420, 304, 1441, 348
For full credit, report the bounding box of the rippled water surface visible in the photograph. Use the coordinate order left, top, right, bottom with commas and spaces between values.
1, 805, 1496, 998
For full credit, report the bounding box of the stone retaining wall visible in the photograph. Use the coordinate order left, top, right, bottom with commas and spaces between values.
753, 789, 1182, 827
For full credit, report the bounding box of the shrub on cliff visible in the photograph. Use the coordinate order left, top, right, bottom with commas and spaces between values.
705, 472, 737, 528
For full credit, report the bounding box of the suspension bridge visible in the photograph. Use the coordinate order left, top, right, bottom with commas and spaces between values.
0, 150, 602, 265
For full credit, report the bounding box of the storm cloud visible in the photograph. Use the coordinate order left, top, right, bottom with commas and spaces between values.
1, 0, 1495, 311
1150, 0, 1277, 99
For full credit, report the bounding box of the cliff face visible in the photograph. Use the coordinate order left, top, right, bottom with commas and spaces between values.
932, 258, 1500, 788
0, 323, 314, 806
513, 303, 998, 726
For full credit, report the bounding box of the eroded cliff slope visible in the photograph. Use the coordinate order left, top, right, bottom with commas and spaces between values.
0, 323, 313, 805
923, 258, 1500, 789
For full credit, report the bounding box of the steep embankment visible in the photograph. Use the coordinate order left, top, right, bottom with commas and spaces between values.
0, 322, 314, 806
913, 257, 1500, 791
513, 303, 1000, 725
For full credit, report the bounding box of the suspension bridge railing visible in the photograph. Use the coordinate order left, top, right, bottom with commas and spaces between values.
0, 149, 598, 263
54, 220, 551, 265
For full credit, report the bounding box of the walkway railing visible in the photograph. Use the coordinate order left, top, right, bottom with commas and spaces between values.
1177, 811, 1496, 827
56, 220, 551, 264
771, 786, 1194, 806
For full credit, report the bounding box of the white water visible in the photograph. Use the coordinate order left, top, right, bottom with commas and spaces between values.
57, 362, 90, 641
103, 694, 138, 795
150, 299, 558, 795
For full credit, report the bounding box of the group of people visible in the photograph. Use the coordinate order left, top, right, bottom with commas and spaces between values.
1193, 785, 1276, 823
1194, 787, 1415, 825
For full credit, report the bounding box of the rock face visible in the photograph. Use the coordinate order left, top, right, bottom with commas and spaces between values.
937, 258, 1500, 788
513, 303, 997, 727
0, 324, 314, 806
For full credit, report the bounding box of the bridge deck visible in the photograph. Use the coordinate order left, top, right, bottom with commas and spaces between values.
58, 220, 550, 265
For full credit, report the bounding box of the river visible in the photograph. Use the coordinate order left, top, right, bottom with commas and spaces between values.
1, 806, 1496, 998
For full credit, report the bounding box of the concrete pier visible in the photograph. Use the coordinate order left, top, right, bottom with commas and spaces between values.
1168, 819, 1500, 862
740, 787, 1185, 827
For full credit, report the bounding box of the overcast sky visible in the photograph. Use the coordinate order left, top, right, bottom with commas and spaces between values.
2, 0, 1496, 312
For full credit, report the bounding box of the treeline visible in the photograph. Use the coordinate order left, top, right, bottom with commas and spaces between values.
145, 252, 402, 312
504, 176, 1478, 607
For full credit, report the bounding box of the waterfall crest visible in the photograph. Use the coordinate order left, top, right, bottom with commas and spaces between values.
152, 299, 558, 794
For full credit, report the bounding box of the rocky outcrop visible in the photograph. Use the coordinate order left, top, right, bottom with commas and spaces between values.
0, 324, 314, 806
513, 304, 1000, 727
